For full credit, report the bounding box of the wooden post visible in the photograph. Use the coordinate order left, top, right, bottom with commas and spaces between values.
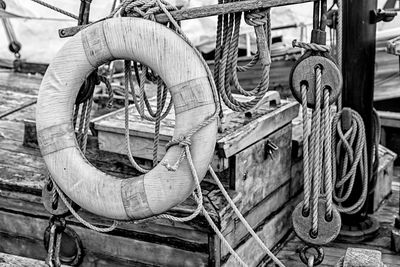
341, 0, 377, 222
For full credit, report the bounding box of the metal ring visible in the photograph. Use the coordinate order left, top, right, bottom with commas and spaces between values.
44, 224, 84, 266
299, 245, 324, 266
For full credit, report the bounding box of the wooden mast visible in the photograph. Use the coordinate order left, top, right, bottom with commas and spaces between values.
341, 0, 378, 225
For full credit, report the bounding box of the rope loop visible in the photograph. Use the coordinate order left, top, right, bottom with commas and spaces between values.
244, 8, 269, 27
293, 39, 331, 53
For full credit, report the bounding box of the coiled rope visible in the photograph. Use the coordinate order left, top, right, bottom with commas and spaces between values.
214, 0, 272, 112
331, 109, 368, 214
328, 0, 370, 215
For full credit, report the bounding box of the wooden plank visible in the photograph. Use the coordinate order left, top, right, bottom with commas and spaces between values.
93, 93, 298, 160
0, 252, 50, 267
272, 177, 400, 267
373, 145, 397, 211
0, 90, 37, 122
60, 0, 314, 37
0, 209, 210, 267
222, 193, 302, 266
233, 125, 292, 215
378, 110, 400, 128
221, 177, 302, 258
0, 189, 211, 248
218, 101, 299, 158
0, 71, 41, 95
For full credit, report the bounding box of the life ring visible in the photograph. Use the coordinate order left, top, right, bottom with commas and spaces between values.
36, 17, 218, 220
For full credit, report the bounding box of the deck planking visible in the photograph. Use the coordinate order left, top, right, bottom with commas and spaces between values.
269, 175, 400, 267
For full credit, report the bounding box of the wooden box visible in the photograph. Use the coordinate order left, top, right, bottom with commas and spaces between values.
91, 92, 301, 265
0, 70, 301, 266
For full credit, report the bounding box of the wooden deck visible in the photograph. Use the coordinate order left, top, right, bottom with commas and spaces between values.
267, 174, 400, 267
1, 56, 400, 265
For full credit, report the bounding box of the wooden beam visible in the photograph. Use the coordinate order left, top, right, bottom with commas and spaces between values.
59, 0, 314, 38
341, 0, 378, 219
153, 0, 314, 23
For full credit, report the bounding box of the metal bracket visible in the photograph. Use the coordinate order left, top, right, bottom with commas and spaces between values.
370, 9, 397, 23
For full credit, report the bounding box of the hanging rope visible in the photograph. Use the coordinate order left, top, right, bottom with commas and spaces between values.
214, 0, 272, 112
37, 1, 285, 266
300, 67, 334, 237
331, 108, 368, 214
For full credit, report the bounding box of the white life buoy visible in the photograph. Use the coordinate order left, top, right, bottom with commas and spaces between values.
36, 17, 217, 220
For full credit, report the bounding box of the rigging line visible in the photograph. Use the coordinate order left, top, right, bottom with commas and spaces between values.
30, 0, 79, 20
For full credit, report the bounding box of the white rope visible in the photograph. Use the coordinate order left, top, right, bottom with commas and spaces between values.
52, 177, 119, 233
208, 166, 285, 267
202, 207, 247, 267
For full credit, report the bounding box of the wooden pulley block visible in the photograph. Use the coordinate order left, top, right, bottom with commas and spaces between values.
289, 55, 342, 109
292, 198, 341, 245
42, 180, 70, 216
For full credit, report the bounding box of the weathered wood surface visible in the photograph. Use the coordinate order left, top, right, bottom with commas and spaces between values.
60, 0, 314, 37
0, 209, 210, 267
93, 92, 299, 160
374, 50, 400, 102
269, 175, 400, 267
223, 193, 302, 266
0, 71, 41, 95
234, 125, 292, 214
341, 248, 384, 267
378, 110, 400, 129
373, 145, 397, 211
0, 252, 50, 267
0, 70, 301, 265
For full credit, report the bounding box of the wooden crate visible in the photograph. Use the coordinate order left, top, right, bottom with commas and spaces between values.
91, 92, 301, 266
0, 70, 301, 266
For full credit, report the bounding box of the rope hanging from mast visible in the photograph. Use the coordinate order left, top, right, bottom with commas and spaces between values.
214, 0, 272, 112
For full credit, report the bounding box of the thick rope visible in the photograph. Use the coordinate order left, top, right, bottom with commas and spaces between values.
209, 167, 285, 267
126, 63, 173, 122
301, 85, 311, 215
322, 89, 333, 218
124, 69, 150, 174
331, 109, 368, 214
202, 207, 247, 267
292, 40, 331, 53
214, 0, 272, 112
300, 67, 335, 237
51, 177, 119, 232
310, 67, 322, 235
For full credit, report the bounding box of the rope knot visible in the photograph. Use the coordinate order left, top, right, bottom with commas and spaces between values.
244, 9, 269, 27
292, 39, 331, 53
121, 0, 177, 21
166, 135, 192, 151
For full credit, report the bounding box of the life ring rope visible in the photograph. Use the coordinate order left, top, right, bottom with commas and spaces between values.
35, 0, 285, 266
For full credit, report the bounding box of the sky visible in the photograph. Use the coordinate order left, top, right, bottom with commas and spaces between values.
0, 0, 397, 63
